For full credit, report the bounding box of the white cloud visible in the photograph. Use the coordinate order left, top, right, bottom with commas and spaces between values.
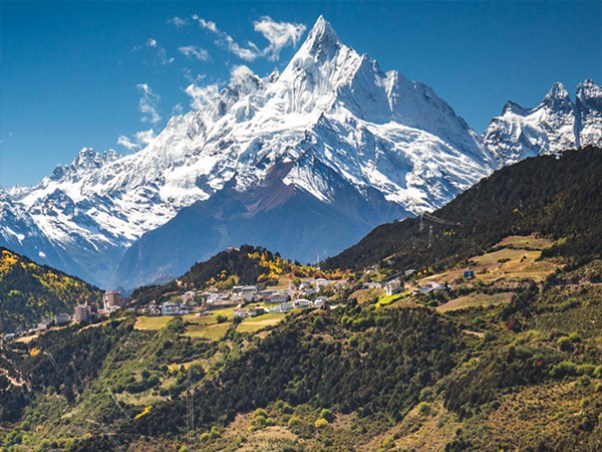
191, 15, 306, 62
117, 129, 157, 151
168, 16, 189, 27
178, 45, 210, 61
185, 83, 219, 111
192, 15, 259, 61
133, 38, 174, 65
183, 68, 207, 84
230, 65, 255, 83
193, 16, 217, 33
171, 103, 184, 115
253, 16, 306, 61
136, 83, 161, 125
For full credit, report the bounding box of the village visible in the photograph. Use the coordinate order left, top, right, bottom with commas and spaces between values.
2, 264, 462, 345
2, 233, 561, 352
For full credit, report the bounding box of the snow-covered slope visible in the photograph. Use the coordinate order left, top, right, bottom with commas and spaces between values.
3, 17, 597, 290
577, 80, 602, 147
484, 80, 602, 165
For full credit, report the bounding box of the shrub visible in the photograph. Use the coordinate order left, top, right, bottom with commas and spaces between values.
549, 361, 577, 379
216, 315, 228, 324
320, 408, 335, 423
419, 387, 434, 402
556, 336, 574, 352
251, 414, 267, 430
288, 416, 302, 428
253, 408, 268, 419
577, 364, 596, 377
314, 418, 329, 429
381, 435, 396, 450
417, 402, 433, 415
199, 432, 211, 443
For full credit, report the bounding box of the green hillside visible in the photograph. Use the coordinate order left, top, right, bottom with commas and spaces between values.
323, 146, 602, 273
130, 244, 346, 305
0, 247, 102, 333
0, 148, 601, 450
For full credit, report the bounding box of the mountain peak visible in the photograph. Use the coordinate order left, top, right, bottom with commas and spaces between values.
501, 101, 528, 116
301, 16, 341, 58
577, 79, 601, 100
309, 16, 338, 42
542, 81, 572, 111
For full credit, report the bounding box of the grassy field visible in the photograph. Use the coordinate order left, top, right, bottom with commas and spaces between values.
236, 312, 285, 334
135, 311, 234, 341
418, 234, 559, 287
377, 290, 411, 307
471, 248, 538, 266
350, 288, 384, 304
436, 292, 514, 313
134, 315, 173, 331
497, 234, 553, 250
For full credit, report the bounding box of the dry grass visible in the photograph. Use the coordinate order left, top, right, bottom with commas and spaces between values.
236, 313, 285, 334
135, 312, 233, 341
497, 234, 554, 250
14, 334, 38, 344
364, 400, 461, 451
437, 292, 514, 313
134, 316, 173, 331
183, 322, 230, 341
467, 381, 593, 450
349, 288, 384, 304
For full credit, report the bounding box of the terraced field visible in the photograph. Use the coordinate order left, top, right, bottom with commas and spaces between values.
436, 292, 514, 313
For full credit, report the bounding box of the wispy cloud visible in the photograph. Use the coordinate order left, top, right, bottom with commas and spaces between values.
192, 15, 260, 61
136, 83, 161, 125
185, 83, 219, 111
117, 129, 157, 151
191, 15, 306, 62
171, 103, 184, 115
178, 45, 210, 61
133, 38, 174, 66
167, 16, 189, 27
253, 16, 306, 61
183, 68, 207, 84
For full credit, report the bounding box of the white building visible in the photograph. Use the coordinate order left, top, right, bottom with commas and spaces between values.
364, 282, 382, 289
103, 290, 123, 310
161, 301, 181, 316
313, 297, 326, 308
55, 313, 72, 325
267, 291, 289, 304
384, 278, 403, 296
276, 302, 293, 313
293, 298, 312, 308
314, 278, 330, 288
234, 309, 250, 318
417, 282, 447, 294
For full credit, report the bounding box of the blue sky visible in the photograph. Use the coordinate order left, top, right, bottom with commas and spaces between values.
1, 1, 601, 187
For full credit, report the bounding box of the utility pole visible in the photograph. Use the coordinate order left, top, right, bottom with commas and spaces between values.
419, 213, 424, 232
428, 225, 434, 248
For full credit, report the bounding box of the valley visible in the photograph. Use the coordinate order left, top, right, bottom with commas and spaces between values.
1, 146, 601, 449
1, 9, 601, 451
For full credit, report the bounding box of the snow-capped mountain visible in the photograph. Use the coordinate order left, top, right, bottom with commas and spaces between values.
484, 80, 602, 165
577, 80, 602, 147
1, 16, 599, 290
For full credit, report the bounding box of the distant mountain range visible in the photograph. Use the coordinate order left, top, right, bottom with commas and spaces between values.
484, 80, 602, 165
1, 16, 600, 290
